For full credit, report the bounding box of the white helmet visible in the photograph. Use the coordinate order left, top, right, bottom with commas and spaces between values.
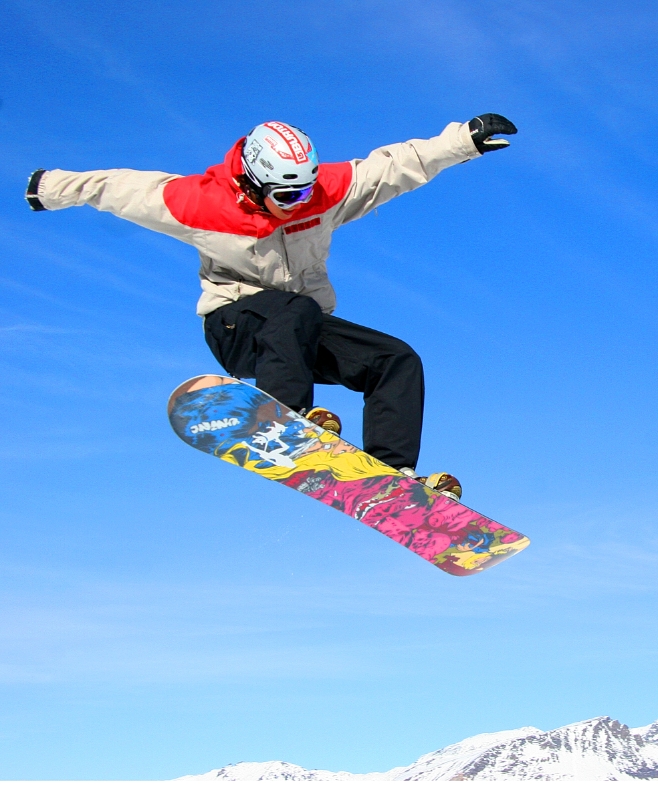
242, 122, 319, 209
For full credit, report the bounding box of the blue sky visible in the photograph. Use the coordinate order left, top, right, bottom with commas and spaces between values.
1, 0, 658, 781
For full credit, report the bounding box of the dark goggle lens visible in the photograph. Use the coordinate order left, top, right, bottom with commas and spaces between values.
271, 186, 314, 205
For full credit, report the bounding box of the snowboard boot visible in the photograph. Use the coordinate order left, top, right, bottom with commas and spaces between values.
400, 467, 462, 502
305, 407, 342, 436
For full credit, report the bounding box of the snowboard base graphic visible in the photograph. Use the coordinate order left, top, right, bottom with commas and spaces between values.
168, 376, 530, 576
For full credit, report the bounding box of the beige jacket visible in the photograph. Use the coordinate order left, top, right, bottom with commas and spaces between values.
34, 122, 480, 315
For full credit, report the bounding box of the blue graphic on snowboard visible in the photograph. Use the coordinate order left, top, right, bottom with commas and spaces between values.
170, 382, 318, 469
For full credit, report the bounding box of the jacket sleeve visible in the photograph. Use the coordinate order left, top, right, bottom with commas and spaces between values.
31, 168, 191, 240
332, 122, 480, 227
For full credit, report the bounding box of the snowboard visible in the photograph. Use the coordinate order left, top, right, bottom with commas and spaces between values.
168, 375, 530, 576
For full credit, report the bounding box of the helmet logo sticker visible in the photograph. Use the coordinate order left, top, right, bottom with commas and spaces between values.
259, 158, 274, 171
264, 121, 309, 164
264, 135, 293, 160
244, 140, 262, 164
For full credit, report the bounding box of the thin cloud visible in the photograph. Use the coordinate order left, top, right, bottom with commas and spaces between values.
0, 324, 78, 336
8, 0, 208, 141
0, 221, 191, 310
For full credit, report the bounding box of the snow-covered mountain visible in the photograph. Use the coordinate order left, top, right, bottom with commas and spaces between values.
179, 716, 658, 781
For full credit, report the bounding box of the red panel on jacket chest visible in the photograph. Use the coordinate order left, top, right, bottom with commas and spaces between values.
163, 162, 352, 238
283, 217, 321, 235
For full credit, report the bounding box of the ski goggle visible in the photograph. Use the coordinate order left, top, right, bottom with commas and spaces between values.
265, 184, 315, 210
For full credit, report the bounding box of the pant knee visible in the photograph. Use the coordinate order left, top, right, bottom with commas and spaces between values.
387, 338, 423, 371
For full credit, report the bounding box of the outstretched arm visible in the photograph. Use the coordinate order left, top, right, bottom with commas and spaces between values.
24, 166, 190, 240
333, 114, 517, 226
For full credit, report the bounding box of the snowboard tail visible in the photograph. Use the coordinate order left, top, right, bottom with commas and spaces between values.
168, 376, 530, 576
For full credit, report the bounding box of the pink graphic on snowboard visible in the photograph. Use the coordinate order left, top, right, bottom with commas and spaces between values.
283, 469, 523, 569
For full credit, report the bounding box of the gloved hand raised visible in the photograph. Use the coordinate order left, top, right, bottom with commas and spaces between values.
469, 114, 517, 154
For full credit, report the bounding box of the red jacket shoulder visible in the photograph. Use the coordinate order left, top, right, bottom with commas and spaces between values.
307, 162, 353, 214
162, 160, 353, 236
163, 164, 262, 235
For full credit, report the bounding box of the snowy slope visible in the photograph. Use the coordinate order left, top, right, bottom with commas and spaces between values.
179, 716, 658, 781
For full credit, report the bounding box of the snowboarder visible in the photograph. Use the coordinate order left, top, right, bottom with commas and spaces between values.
25, 114, 517, 500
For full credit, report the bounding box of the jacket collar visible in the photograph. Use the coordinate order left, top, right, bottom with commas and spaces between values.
224, 137, 246, 183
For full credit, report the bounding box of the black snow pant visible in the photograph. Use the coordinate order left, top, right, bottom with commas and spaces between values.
203, 290, 424, 470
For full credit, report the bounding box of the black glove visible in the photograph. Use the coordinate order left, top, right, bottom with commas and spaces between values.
25, 169, 47, 211
469, 114, 517, 154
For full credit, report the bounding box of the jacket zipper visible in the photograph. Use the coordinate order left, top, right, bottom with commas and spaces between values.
279, 227, 291, 281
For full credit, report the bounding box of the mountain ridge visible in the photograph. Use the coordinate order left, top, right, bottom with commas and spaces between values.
178, 716, 658, 781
